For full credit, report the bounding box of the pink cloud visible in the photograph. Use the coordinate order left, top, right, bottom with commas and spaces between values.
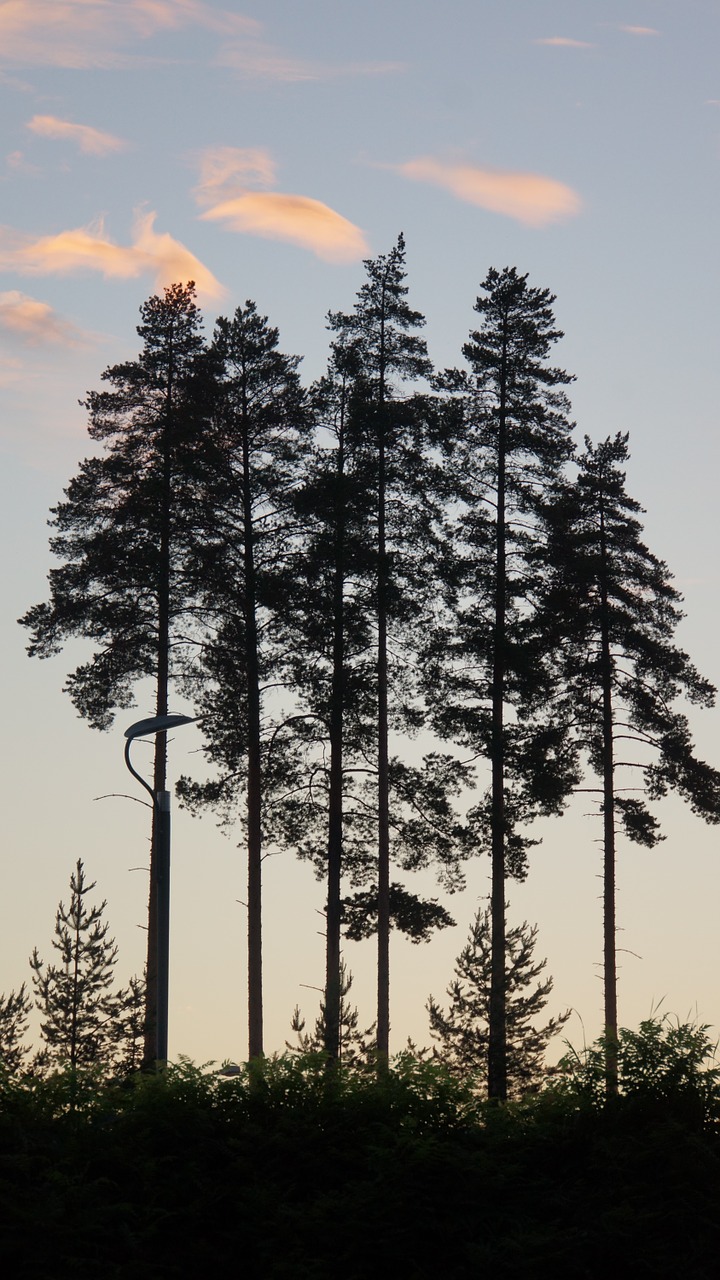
0, 211, 225, 299
534, 37, 595, 49
193, 147, 368, 262
620, 26, 659, 37
392, 158, 582, 228
26, 115, 128, 155
0, 0, 258, 69
200, 192, 368, 263
193, 146, 277, 206
0, 290, 87, 345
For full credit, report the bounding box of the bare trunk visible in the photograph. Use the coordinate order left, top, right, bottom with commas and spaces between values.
488, 367, 508, 1102
242, 401, 264, 1062
599, 503, 618, 1098
324, 419, 346, 1063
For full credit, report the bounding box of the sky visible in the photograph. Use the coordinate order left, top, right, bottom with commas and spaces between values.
1, 0, 719, 1068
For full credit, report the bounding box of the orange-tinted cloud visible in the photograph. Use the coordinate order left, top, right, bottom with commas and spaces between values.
0, 290, 87, 345
535, 37, 594, 48
0, 211, 225, 299
392, 158, 581, 228
620, 26, 659, 37
26, 114, 128, 155
194, 146, 368, 262
0, 0, 258, 69
193, 146, 277, 206
201, 193, 368, 263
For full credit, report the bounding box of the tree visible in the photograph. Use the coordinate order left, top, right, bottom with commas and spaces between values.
544, 433, 720, 1093
30, 860, 126, 1070
19, 283, 211, 1067
327, 234, 459, 1062
288, 961, 376, 1068
425, 267, 578, 1099
176, 301, 310, 1061
427, 906, 570, 1097
0, 985, 31, 1074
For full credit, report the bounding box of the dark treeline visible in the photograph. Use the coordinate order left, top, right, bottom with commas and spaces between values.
17, 238, 720, 1098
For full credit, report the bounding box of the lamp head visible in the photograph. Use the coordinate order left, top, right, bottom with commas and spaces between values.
124, 714, 195, 741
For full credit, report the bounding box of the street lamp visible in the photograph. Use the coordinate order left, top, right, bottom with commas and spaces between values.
124, 713, 195, 1067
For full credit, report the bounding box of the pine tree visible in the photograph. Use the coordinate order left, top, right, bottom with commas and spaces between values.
327, 234, 459, 1062
544, 433, 720, 1093
426, 267, 578, 1099
288, 962, 376, 1069
428, 906, 570, 1097
30, 860, 124, 1070
19, 283, 211, 1067
176, 301, 310, 1061
0, 985, 32, 1074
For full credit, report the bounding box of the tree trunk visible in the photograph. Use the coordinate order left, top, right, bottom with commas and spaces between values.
599, 503, 618, 1098
242, 402, 264, 1062
488, 361, 508, 1102
376, 322, 391, 1067
324, 417, 346, 1064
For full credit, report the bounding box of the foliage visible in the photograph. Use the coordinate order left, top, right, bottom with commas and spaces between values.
2, 1049, 720, 1276
0, 985, 31, 1073
29, 859, 143, 1073
428, 906, 570, 1096
555, 1013, 720, 1124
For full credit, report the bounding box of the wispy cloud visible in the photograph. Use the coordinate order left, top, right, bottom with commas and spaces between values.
26, 115, 128, 156
0, 290, 88, 345
0, 211, 225, 299
0, 0, 258, 69
218, 43, 404, 83
194, 145, 368, 262
534, 37, 595, 49
390, 158, 581, 228
0, 0, 399, 80
620, 26, 659, 37
193, 146, 277, 205
201, 193, 368, 263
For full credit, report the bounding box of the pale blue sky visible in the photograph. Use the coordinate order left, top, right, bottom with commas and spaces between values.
1, 1, 718, 1064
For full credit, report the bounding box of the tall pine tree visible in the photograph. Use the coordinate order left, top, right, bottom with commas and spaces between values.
177, 301, 310, 1061
426, 267, 578, 1099
326, 235, 461, 1061
544, 433, 720, 1093
20, 283, 211, 1067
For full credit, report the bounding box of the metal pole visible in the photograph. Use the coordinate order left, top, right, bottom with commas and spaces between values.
155, 789, 172, 1067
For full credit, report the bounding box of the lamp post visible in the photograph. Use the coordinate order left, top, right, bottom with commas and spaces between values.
124, 713, 195, 1067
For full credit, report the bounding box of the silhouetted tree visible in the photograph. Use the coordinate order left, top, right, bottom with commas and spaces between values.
19, 283, 211, 1067
425, 268, 578, 1099
328, 234, 460, 1062
0, 985, 31, 1074
428, 906, 570, 1097
544, 433, 720, 1093
288, 962, 375, 1068
30, 860, 123, 1070
177, 301, 310, 1061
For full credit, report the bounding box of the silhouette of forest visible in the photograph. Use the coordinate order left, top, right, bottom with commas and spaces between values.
3, 241, 720, 1273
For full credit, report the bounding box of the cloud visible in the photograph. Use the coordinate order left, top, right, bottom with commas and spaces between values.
193, 146, 277, 207
620, 26, 659, 37
193, 146, 368, 262
0, 290, 88, 345
0, 0, 258, 69
534, 37, 595, 49
0, 211, 225, 299
201, 193, 368, 263
26, 115, 128, 156
391, 158, 581, 228
218, 43, 404, 82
